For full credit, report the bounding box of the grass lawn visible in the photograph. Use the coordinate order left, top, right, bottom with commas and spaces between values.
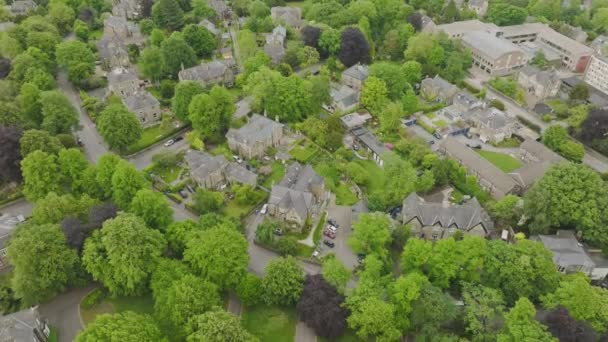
209, 142, 233, 160
146, 164, 181, 183
81, 294, 154, 326
262, 161, 286, 188
285, 1, 305, 8
335, 182, 358, 206
354, 159, 385, 194
290, 145, 318, 163
125, 122, 185, 155
296, 243, 314, 257
242, 305, 297, 342
48, 327, 59, 342
221, 190, 267, 220
319, 329, 363, 342
425, 112, 437, 119
492, 137, 522, 148
475, 150, 523, 172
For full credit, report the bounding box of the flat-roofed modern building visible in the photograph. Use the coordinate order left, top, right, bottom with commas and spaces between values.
584, 55, 608, 96
461, 31, 527, 75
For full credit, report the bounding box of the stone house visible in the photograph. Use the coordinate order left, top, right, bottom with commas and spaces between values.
468, 107, 518, 144
517, 66, 560, 100
97, 36, 131, 69
185, 150, 257, 189
342, 64, 368, 93
209, 0, 231, 20
178, 60, 234, 87
268, 162, 325, 229
102, 16, 145, 46
271, 7, 303, 30
264, 26, 287, 64
112, 0, 145, 19
402, 193, 494, 240
226, 114, 284, 159
107, 68, 141, 97
123, 92, 161, 128
0, 307, 50, 342
352, 127, 387, 167
9, 0, 37, 16
509, 138, 565, 191
329, 84, 359, 113
420, 75, 459, 103
467, 0, 488, 17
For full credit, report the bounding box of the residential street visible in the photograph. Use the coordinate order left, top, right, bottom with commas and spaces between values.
128, 136, 190, 170
0, 198, 32, 217
38, 285, 96, 342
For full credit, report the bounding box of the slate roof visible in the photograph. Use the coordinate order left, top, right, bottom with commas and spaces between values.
421, 75, 459, 99
474, 108, 514, 129
269, 186, 313, 221
0, 308, 45, 342
225, 163, 257, 185
226, 114, 283, 145
340, 111, 372, 130
330, 85, 358, 109
520, 138, 564, 164
279, 162, 324, 192
533, 230, 595, 269
343, 64, 368, 81
199, 19, 219, 35
185, 150, 229, 180
271, 7, 302, 28
353, 128, 388, 156
439, 137, 519, 196
178, 60, 231, 83
461, 31, 524, 60
233, 97, 252, 119
264, 42, 285, 64
107, 67, 138, 85
266, 25, 286, 44
10, 0, 36, 13
519, 65, 560, 85
123, 92, 159, 111
97, 36, 129, 62
402, 193, 494, 233
509, 139, 564, 189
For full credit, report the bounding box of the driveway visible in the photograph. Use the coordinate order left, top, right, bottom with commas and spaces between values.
39, 285, 96, 342
128, 135, 190, 170
323, 198, 358, 270
295, 321, 317, 342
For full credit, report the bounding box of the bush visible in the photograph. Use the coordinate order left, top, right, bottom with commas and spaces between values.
160, 80, 176, 99
276, 237, 298, 256
56, 133, 77, 148
490, 99, 505, 111
542, 114, 552, 122
80, 288, 107, 309
236, 273, 263, 306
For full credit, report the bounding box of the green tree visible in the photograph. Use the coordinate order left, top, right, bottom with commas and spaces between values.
349, 212, 393, 258
462, 284, 505, 341
95, 153, 121, 199
40, 91, 79, 135
497, 297, 556, 342
56, 40, 95, 84
17, 83, 42, 126
184, 226, 249, 289
401, 237, 432, 273
592, 8, 608, 32
161, 33, 196, 77
321, 256, 351, 293
490, 195, 522, 228
187, 308, 257, 342
188, 86, 235, 141
19, 129, 63, 156
369, 62, 412, 100
48, 2, 75, 34
523, 163, 608, 246
172, 81, 204, 122
262, 257, 304, 305
361, 76, 388, 115
426, 237, 459, 289
442, 0, 460, 23
165, 220, 204, 255
192, 188, 224, 213
542, 125, 569, 151
347, 297, 401, 341
150, 258, 192, 299
32, 192, 97, 224
236, 273, 263, 306
21, 150, 61, 201
74, 19, 89, 41
8, 223, 80, 305
319, 28, 341, 56
155, 274, 221, 337
454, 236, 488, 284
569, 83, 590, 103
139, 46, 165, 82
531, 50, 548, 69
130, 189, 173, 230
232, 184, 259, 205
153, 0, 185, 31
75, 312, 166, 342
542, 273, 608, 333
401, 85, 418, 114
111, 161, 148, 209
237, 29, 258, 60
488, 3, 528, 26
390, 272, 429, 331
58, 148, 89, 192
82, 213, 166, 296
182, 24, 215, 58
381, 23, 414, 60
410, 285, 458, 337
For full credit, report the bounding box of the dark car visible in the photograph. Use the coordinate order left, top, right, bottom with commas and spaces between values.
323, 229, 336, 239
466, 143, 482, 149
324, 240, 335, 248
433, 132, 442, 139
186, 185, 195, 193
178, 190, 188, 198
273, 228, 284, 236
174, 136, 184, 142
357, 253, 366, 263
327, 218, 338, 227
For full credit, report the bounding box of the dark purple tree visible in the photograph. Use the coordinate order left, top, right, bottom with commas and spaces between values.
543, 307, 598, 342
301, 26, 321, 49
296, 274, 348, 338
408, 12, 424, 32
0, 126, 23, 183
60, 217, 89, 251
0, 59, 10, 79
338, 27, 370, 68
88, 202, 118, 229
580, 109, 608, 143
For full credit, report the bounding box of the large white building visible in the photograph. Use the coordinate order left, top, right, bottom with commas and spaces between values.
584, 55, 608, 96
461, 31, 527, 76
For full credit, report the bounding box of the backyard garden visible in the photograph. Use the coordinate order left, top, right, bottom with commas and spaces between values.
475, 150, 523, 172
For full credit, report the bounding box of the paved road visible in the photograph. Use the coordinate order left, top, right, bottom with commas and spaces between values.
295, 321, 317, 342
39, 285, 96, 342
129, 137, 190, 170
0, 198, 33, 217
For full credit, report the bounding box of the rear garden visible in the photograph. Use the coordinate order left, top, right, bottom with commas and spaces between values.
475, 150, 523, 172
241, 305, 297, 342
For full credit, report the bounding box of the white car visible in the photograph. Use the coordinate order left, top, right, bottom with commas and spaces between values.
326, 224, 337, 233
164, 139, 175, 147
260, 204, 268, 215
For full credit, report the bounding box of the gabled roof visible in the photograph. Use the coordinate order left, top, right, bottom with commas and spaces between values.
226, 114, 283, 145
123, 91, 159, 111
533, 230, 595, 269
330, 84, 358, 108
279, 162, 323, 192
343, 64, 368, 82
269, 185, 313, 221
402, 193, 494, 233
421, 75, 459, 97
270, 7, 302, 28
225, 163, 257, 185
461, 31, 524, 60
185, 150, 229, 180
107, 67, 138, 85
178, 60, 231, 83
520, 138, 564, 164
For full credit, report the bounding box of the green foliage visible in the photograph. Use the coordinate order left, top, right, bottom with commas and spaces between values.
369, 61, 419, 100
75, 312, 166, 342
410, 285, 458, 338
497, 297, 556, 342
111, 161, 148, 209
488, 3, 528, 26
82, 213, 166, 296
97, 104, 143, 152
188, 86, 235, 141
56, 40, 95, 85
95, 153, 121, 199
161, 33, 196, 77
32, 192, 97, 224
7, 223, 81, 306
361, 76, 388, 115
184, 226, 249, 289
262, 257, 304, 306
276, 236, 298, 256
489, 77, 524, 104
255, 222, 276, 244
139, 46, 165, 82
129, 189, 173, 230
48, 2, 75, 34
187, 308, 257, 342
192, 188, 224, 214
153, 0, 185, 31
462, 284, 505, 341
347, 297, 401, 341
237, 29, 258, 61
19, 129, 63, 156
39, 91, 79, 135
172, 81, 204, 122
182, 24, 215, 58
236, 273, 263, 306
21, 150, 61, 201
348, 212, 393, 259
166, 220, 204, 255
322, 256, 351, 293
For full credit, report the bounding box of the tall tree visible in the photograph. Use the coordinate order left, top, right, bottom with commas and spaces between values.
40, 91, 79, 135
187, 308, 256, 341
82, 213, 166, 296
32, 192, 97, 225
410, 285, 458, 337
497, 297, 556, 342
19, 129, 63, 156
55, 40, 95, 85
188, 86, 235, 142
338, 27, 370, 67
462, 284, 505, 341
172, 81, 204, 123
7, 223, 80, 305
487, 3, 528, 26
111, 161, 148, 209
21, 150, 61, 201
58, 148, 89, 192
75, 312, 166, 342
262, 256, 304, 305
321, 256, 351, 293
390, 272, 429, 331
129, 189, 173, 231
161, 33, 196, 77
182, 24, 215, 58
97, 104, 142, 152
0, 126, 22, 183
95, 153, 121, 199
153, 0, 184, 31
361, 76, 388, 115
17, 83, 42, 126
347, 297, 401, 341
138, 46, 165, 83
184, 226, 249, 290
542, 307, 598, 342
297, 274, 349, 338
348, 212, 392, 258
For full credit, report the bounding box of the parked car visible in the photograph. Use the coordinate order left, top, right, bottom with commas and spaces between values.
433, 132, 442, 139
77, 137, 83, 146
326, 225, 337, 233
175, 136, 184, 142
260, 204, 268, 215
466, 143, 482, 149
186, 185, 195, 193
164, 139, 175, 147
428, 140, 435, 145
273, 228, 284, 236
327, 218, 338, 227
323, 229, 336, 239
312, 249, 320, 258
353, 144, 359, 151
178, 190, 188, 198
324, 240, 335, 248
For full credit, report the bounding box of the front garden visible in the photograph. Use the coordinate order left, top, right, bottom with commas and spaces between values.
241, 305, 297, 342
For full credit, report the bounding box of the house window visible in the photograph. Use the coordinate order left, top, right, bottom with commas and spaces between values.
432, 232, 439, 240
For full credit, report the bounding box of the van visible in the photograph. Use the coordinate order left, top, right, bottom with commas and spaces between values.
260, 204, 268, 215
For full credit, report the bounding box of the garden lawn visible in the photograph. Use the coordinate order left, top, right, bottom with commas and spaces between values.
125, 123, 186, 155
146, 164, 181, 183
354, 160, 385, 194
319, 329, 363, 342
221, 190, 267, 220
241, 305, 297, 342
313, 212, 327, 245
48, 327, 59, 342
262, 161, 286, 188
289, 143, 319, 163
475, 150, 522, 172
335, 183, 358, 206
80, 294, 154, 326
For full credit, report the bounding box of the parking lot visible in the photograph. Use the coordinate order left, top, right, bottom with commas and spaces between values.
318, 197, 361, 270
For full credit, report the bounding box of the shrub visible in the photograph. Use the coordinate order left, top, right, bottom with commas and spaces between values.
80, 288, 107, 309
490, 99, 505, 111
276, 237, 298, 256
